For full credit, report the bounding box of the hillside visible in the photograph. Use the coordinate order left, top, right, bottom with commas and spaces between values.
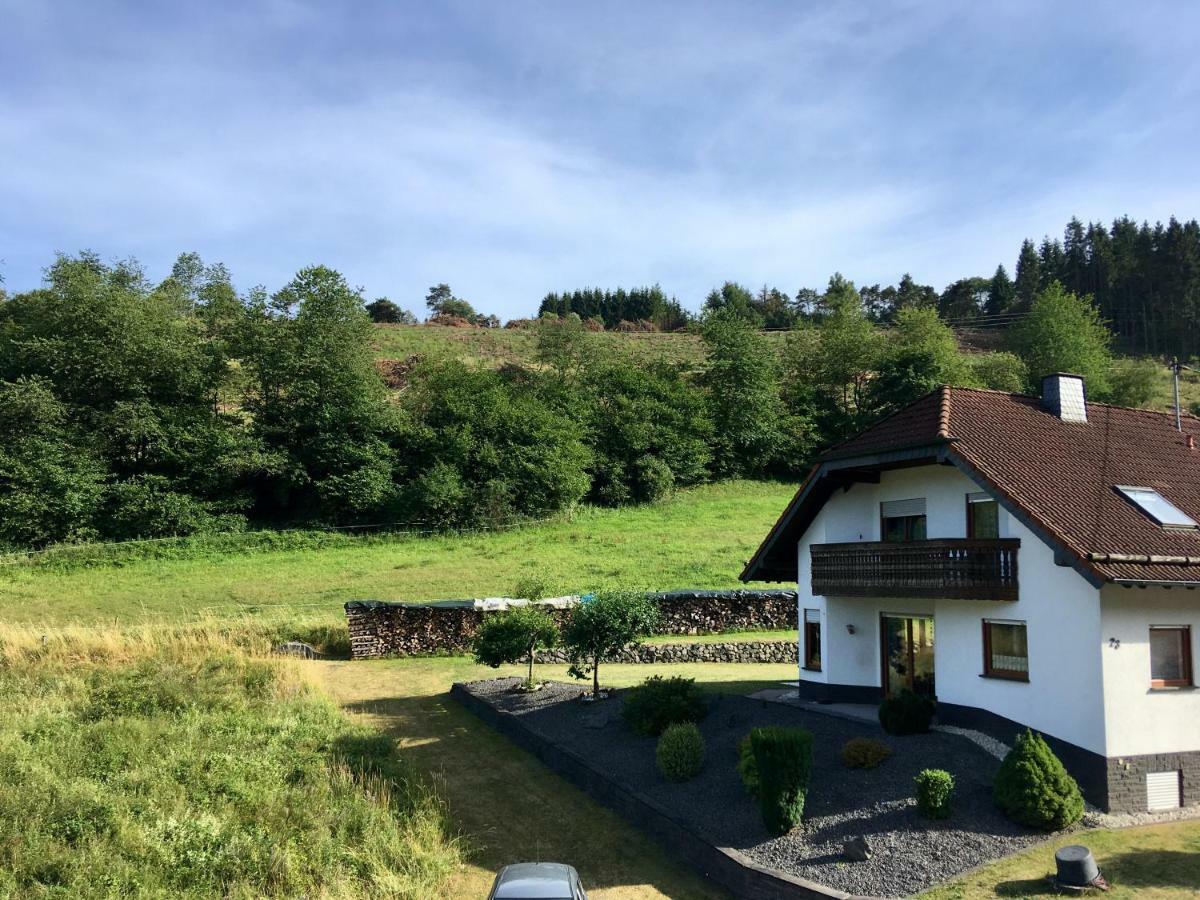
372, 322, 719, 370
0, 480, 796, 631
374, 323, 1200, 414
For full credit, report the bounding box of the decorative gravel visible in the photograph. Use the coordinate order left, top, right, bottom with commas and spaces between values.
463, 678, 1048, 898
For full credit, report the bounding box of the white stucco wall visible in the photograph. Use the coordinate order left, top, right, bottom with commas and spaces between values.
796, 462, 1108, 755
1100, 586, 1200, 757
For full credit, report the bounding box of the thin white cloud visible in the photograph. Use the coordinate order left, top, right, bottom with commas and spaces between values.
2, 1, 1199, 314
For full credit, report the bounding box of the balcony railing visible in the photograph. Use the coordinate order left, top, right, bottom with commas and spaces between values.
811, 539, 1020, 601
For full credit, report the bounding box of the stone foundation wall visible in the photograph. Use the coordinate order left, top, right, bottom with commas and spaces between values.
1106, 750, 1200, 813
345, 589, 797, 660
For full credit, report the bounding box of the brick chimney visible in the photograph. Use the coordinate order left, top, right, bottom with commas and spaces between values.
1042, 373, 1087, 424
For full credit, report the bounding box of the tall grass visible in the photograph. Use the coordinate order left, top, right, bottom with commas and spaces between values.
0, 624, 460, 898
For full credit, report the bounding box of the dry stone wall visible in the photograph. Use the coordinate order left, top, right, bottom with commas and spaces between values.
345, 589, 797, 660
535, 640, 797, 665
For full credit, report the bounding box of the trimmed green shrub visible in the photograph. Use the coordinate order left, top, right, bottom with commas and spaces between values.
736, 735, 759, 798
472, 606, 559, 688
915, 768, 955, 818
840, 737, 892, 769
563, 590, 660, 699
622, 675, 709, 736
656, 722, 705, 782
750, 727, 813, 836
993, 730, 1084, 830
878, 689, 936, 735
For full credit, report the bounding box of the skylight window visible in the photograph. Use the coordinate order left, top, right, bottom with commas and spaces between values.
1116, 486, 1199, 529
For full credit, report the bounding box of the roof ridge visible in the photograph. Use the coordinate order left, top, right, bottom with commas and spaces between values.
947, 383, 1200, 424
815, 385, 947, 458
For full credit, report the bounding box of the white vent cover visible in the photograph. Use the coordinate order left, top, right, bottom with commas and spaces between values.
1146, 770, 1182, 811
1042, 373, 1087, 424
880, 498, 926, 518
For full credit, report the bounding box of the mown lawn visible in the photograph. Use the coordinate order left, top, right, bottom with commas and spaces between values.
318, 656, 799, 899
322, 656, 1200, 900
921, 819, 1200, 899
0, 480, 796, 629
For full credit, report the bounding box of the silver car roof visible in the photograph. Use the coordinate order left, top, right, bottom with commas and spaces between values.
492, 863, 576, 899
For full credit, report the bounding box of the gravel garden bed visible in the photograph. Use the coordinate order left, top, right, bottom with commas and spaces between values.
460, 677, 1049, 898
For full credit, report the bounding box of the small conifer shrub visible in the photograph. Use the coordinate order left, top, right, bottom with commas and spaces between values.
993, 729, 1084, 830
750, 726, 813, 835
656, 722, 705, 782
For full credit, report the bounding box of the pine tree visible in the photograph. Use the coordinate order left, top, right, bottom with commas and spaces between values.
1013, 239, 1041, 312
985, 265, 1015, 315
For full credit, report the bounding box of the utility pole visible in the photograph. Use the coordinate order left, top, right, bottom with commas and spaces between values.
1171, 357, 1184, 431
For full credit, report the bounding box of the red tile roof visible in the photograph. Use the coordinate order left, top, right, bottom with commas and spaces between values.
943, 387, 1200, 583
744, 385, 1200, 584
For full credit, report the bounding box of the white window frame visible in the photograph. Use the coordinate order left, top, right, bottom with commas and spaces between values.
1115, 486, 1199, 529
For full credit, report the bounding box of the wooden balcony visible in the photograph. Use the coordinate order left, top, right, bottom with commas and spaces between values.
811, 539, 1020, 601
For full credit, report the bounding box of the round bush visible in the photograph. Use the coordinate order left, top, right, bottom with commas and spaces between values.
840, 737, 892, 769
878, 689, 935, 735
993, 729, 1084, 830
656, 722, 705, 782
915, 768, 955, 819
622, 675, 709, 737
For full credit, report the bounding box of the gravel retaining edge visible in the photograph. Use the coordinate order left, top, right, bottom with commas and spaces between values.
451, 681, 880, 900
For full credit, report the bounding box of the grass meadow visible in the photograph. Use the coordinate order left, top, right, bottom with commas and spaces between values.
0, 625, 462, 899
0, 481, 797, 640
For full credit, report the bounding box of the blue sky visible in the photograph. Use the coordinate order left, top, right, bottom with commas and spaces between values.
3, 1, 1199, 319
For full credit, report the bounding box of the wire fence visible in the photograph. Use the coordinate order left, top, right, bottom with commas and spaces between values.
0, 514, 573, 570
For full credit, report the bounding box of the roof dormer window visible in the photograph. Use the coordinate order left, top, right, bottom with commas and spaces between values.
1116, 486, 1198, 530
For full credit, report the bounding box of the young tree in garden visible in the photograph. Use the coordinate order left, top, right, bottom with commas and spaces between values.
562, 591, 660, 699
700, 307, 804, 476
1008, 282, 1115, 399
473, 606, 560, 690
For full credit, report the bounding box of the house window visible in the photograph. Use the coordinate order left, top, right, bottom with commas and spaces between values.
983, 620, 1029, 681
803, 609, 822, 671
1150, 626, 1193, 688
967, 492, 1000, 539
1116, 486, 1198, 530
881, 498, 927, 542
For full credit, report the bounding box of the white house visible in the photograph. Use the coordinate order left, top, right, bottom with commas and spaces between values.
741, 374, 1200, 813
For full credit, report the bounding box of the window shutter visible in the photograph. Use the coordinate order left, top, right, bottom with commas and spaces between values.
1146, 771, 1182, 811
881, 498, 926, 518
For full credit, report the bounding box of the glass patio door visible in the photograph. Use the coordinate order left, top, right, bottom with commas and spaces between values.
881, 615, 935, 697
